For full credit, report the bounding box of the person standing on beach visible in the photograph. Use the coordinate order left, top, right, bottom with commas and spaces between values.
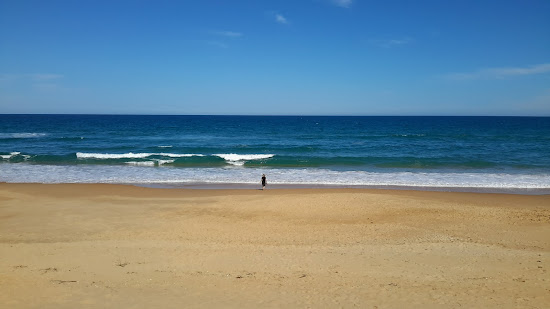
261, 174, 267, 190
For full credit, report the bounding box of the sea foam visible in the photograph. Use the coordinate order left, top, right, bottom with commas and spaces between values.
0, 152, 21, 159
154, 159, 175, 165
1, 164, 549, 193
214, 154, 275, 165
125, 161, 156, 166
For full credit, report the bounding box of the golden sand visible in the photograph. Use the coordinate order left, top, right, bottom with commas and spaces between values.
1, 183, 549, 308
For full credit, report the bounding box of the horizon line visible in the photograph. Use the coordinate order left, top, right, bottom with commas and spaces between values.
0, 113, 549, 117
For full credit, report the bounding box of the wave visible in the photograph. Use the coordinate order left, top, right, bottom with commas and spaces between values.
155, 159, 175, 165
4, 152, 547, 170
75, 152, 275, 166
160, 153, 203, 158
0, 152, 31, 161
76, 152, 204, 159
0, 152, 21, 159
0, 133, 48, 139
214, 154, 275, 166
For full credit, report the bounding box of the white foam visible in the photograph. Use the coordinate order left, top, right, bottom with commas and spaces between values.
214, 154, 275, 166
76, 152, 204, 159
215, 154, 275, 161
1, 164, 549, 192
0, 152, 21, 159
78, 152, 151, 159
125, 161, 156, 166
158, 145, 173, 148
159, 153, 204, 158
155, 159, 175, 165
228, 161, 246, 166
0, 133, 47, 138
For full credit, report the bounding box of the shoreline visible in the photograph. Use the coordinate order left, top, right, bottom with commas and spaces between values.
1, 183, 549, 308
136, 182, 550, 195
2, 180, 549, 195
2, 162, 549, 195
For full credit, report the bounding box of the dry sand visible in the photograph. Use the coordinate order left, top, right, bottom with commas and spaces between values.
0, 183, 549, 308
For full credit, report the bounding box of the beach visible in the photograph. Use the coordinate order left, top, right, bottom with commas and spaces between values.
3, 0, 550, 307
1, 183, 548, 308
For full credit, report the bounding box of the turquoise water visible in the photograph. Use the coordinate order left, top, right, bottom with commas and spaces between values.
1, 115, 549, 193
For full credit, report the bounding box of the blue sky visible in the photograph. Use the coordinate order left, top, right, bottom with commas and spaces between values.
1, 0, 549, 115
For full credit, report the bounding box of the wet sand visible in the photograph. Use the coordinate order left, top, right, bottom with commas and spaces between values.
1, 183, 549, 308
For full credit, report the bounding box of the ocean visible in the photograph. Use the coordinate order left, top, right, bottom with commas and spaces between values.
1, 115, 549, 194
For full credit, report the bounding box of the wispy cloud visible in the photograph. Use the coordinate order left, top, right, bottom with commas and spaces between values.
205, 30, 242, 49
211, 31, 243, 38
332, 0, 353, 8
204, 30, 243, 49
275, 14, 289, 24
370, 38, 413, 48
446, 63, 550, 80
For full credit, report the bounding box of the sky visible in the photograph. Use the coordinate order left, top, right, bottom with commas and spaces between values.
1, 0, 549, 116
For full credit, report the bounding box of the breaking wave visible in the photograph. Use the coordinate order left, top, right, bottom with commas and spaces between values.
76, 152, 204, 159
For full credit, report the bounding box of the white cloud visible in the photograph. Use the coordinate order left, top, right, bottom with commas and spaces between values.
371, 38, 413, 48
212, 31, 243, 38
332, 0, 353, 8
275, 14, 289, 24
446, 63, 550, 80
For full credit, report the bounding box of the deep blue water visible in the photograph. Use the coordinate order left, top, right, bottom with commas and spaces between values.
1, 115, 549, 192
